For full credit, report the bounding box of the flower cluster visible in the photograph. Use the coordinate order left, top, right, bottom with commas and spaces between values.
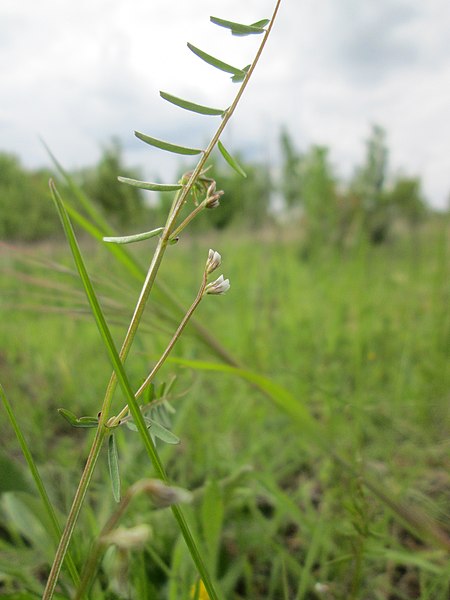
204, 249, 230, 295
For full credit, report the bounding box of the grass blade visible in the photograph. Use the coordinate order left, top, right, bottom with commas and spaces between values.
218, 141, 247, 178
0, 384, 80, 586
210, 16, 267, 36
187, 43, 245, 77
108, 434, 121, 503
160, 91, 225, 116
135, 131, 203, 155
118, 176, 183, 192
49, 180, 222, 600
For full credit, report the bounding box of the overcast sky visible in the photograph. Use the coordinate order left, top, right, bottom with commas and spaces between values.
1, 0, 449, 208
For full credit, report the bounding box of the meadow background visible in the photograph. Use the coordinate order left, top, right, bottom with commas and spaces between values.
0, 125, 449, 598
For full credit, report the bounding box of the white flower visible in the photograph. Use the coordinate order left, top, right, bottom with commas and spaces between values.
205, 274, 230, 295
206, 249, 222, 274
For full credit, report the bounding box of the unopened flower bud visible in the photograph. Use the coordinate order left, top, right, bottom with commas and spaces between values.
205, 274, 230, 295
205, 180, 224, 209
206, 249, 221, 274
143, 479, 193, 508
206, 181, 217, 196
205, 191, 223, 209
101, 524, 151, 550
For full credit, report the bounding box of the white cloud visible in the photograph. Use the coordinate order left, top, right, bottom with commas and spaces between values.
1, 0, 449, 207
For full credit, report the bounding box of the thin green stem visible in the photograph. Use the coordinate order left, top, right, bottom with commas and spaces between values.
110, 272, 207, 427
170, 200, 207, 240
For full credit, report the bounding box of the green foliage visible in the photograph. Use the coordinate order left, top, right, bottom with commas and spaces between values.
279, 125, 431, 250
2, 228, 450, 597
0, 153, 60, 240
386, 175, 428, 227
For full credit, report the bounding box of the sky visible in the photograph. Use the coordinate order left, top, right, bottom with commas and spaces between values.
1, 0, 450, 208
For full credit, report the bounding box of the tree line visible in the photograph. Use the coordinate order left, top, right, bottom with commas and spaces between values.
0, 126, 436, 245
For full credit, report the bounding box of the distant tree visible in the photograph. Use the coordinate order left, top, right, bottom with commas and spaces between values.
299, 145, 339, 247
279, 130, 340, 250
386, 176, 427, 228
349, 125, 393, 244
81, 138, 147, 227
280, 128, 302, 211
0, 153, 60, 240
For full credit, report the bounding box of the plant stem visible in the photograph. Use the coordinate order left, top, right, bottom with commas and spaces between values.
111, 272, 207, 427
43, 3, 283, 597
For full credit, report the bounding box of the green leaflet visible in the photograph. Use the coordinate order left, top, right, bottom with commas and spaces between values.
160, 91, 225, 116
135, 130, 203, 155
126, 417, 180, 445
58, 408, 98, 428
210, 16, 267, 36
118, 176, 182, 192
187, 42, 245, 78
103, 227, 164, 245
218, 141, 247, 178
108, 434, 121, 503
149, 419, 180, 445
251, 19, 271, 28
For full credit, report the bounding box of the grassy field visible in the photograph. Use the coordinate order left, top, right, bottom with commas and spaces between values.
0, 222, 449, 599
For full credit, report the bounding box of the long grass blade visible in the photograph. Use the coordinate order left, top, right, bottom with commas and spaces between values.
168, 357, 450, 552
108, 434, 121, 503
49, 180, 222, 600
167, 358, 318, 435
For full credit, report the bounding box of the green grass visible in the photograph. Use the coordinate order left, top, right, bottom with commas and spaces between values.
0, 223, 449, 598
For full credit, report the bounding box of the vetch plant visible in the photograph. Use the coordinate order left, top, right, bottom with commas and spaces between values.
27, 3, 283, 599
